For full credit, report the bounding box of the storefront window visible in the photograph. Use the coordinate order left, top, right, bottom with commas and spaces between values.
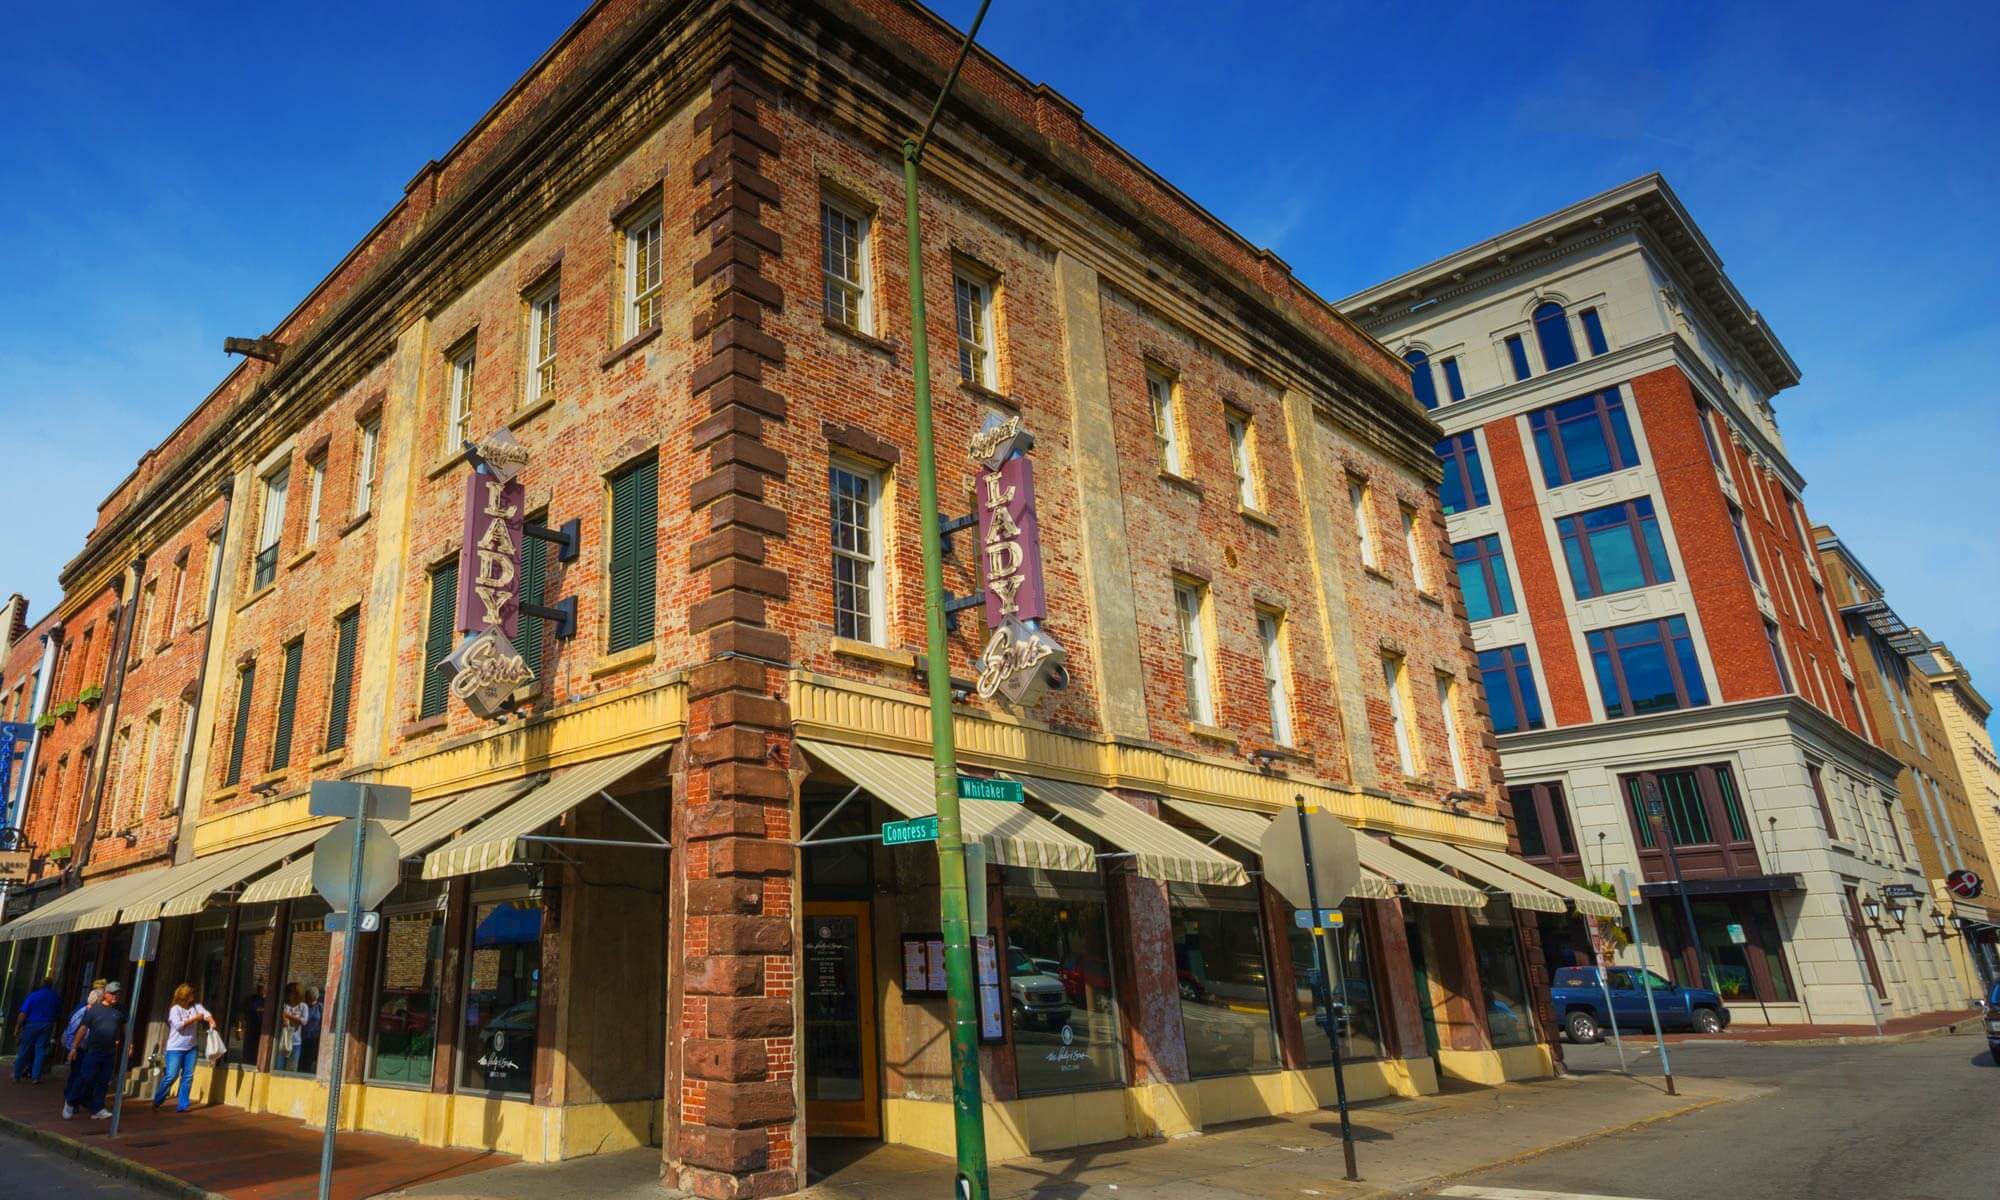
1658, 894, 1797, 1003
1290, 901, 1383, 1062
276, 899, 331, 1076
368, 885, 446, 1086
1004, 871, 1124, 1095
189, 915, 229, 1048
1172, 900, 1279, 1077
226, 909, 277, 1064
461, 871, 542, 1095
1468, 911, 1536, 1048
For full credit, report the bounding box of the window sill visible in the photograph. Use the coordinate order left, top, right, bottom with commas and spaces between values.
400, 714, 447, 739
509, 394, 556, 429
1157, 471, 1204, 498
310, 748, 347, 771
153, 638, 174, 655
1237, 505, 1278, 531
426, 446, 471, 480
832, 638, 916, 670
1417, 589, 1444, 608
591, 640, 657, 678
1252, 744, 1310, 764
287, 547, 317, 572
1188, 722, 1238, 748
1362, 565, 1393, 584
187, 617, 210, 636
254, 768, 289, 789
237, 582, 277, 614
339, 510, 372, 538
823, 318, 898, 358
600, 324, 661, 371
958, 378, 1017, 411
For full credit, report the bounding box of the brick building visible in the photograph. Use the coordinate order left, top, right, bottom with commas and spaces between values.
1340, 175, 1959, 1028
1910, 644, 2000, 976
0, 3, 1614, 1195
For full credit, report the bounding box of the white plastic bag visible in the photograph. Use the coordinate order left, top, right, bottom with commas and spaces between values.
204, 1028, 227, 1062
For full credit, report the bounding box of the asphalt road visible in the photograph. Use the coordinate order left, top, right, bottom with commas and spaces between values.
0, 1134, 158, 1199
1416, 1029, 1999, 1200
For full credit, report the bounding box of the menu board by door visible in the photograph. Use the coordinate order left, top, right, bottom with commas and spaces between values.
901, 933, 1006, 1044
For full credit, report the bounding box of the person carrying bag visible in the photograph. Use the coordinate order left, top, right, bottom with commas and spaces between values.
154, 984, 218, 1113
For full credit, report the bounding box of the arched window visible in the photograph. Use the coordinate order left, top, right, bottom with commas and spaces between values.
1534, 301, 1578, 372
1404, 349, 1438, 410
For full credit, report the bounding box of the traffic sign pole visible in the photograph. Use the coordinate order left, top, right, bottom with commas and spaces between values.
1616, 870, 1675, 1096
317, 807, 370, 1200
1293, 796, 1359, 1182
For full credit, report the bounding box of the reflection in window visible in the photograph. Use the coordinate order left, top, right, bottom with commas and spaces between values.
1505, 334, 1532, 381
1453, 535, 1517, 621
1589, 616, 1708, 718
1405, 350, 1437, 410
1533, 302, 1578, 371
1558, 497, 1673, 598
462, 892, 542, 1095
1172, 902, 1280, 1077
1468, 915, 1535, 1047
227, 913, 277, 1066
1479, 644, 1544, 734
368, 902, 445, 1085
1005, 876, 1124, 1095
1530, 390, 1640, 487
1435, 433, 1490, 515
1289, 901, 1382, 1062
275, 900, 331, 1077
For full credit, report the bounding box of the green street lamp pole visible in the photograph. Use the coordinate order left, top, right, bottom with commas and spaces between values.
900, 4, 993, 1198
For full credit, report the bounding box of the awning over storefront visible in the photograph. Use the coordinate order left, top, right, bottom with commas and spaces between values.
239, 778, 540, 906
1160, 798, 1396, 900
798, 741, 1095, 873
1455, 844, 1622, 918
423, 745, 669, 878
1010, 775, 1248, 887
0, 866, 171, 942
120, 829, 324, 923
1393, 835, 1568, 914
1636, 873, 1804, 900
1355, 835, 1487, 909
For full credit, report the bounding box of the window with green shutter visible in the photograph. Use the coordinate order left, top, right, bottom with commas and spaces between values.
270, 640, 304, 770
325, 609, 360, 752
518, 523, 547, 681
420, 562, 459, 719
224, 664, 255, 787
607, 459, 658, 653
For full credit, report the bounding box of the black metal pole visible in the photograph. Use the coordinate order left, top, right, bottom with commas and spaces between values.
1293, 796, 1358, 1182
1644, 777, 1716, 995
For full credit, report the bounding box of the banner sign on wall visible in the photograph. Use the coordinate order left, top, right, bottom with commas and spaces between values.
969, 412, 1065, 706
458, 473, 526, 639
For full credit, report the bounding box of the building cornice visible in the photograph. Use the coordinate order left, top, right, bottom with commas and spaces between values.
1497, 693, 1903, 783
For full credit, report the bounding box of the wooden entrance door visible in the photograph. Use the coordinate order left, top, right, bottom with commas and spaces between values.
802, 901, 879, 1138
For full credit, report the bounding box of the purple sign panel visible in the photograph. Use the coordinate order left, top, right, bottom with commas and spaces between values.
976, 455, 1046, 627
458, 473, 525, 639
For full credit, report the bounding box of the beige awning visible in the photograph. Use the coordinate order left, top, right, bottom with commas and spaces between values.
799, 741, 1095, 873
0, 867, 170, 942
1393, 836, 1566, 914
137, 830, 325, 921
1161, 799, 1397, 900
1356, 835, 1486, 909
1012, 776, 1248, 886
422, 746, 670, 879
1456, 845, 1621, 918
239, 778, 540, 906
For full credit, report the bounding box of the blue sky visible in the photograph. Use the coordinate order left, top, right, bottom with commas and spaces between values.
2, 2, 1994, 693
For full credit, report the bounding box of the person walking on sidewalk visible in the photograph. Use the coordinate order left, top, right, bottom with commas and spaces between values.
62, 980, 107, 1058
62, 981, 126, 1120
12, 976, 60, 1084
277, 983, 307, 1073
153, 984, 216, 1113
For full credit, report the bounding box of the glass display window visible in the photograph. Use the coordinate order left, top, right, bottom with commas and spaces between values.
1170, 889, 1280, 1077
275, 898, 331, 1076
460, 870, 542, 1096
1290, 901, 1384, 1062
1003, 869, 1125, 1095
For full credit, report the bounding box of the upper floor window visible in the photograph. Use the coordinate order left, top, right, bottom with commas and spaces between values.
1578, 307, 1609, 356
1381, 653, 1418, 775
354, 416, 379, 516
203, 531, 223, 618
1404, 350, 1437, 410
1558, 497, 1672, 598
1765, 620, 1792, 692
953, 270, 996, 388
223, 662, 255, 787
1401, 505, 1427, 591
1504, 334, 1532, 381
830, 459, 886, 645
1806, 762, 1838, 838
1529, 389, 1639, 487
1694, 398, 1724, 466
1256, 608, 1293, 747
1453, 535, 1516, 621
1173, 580, 1215, 725
624, 209, 664, 339
1436, 672, 1469, 788
1589, 615, 1708, 719
418, 561, 457, 720
606, 458, 659, 654
1439, 355, 1466, 403
526, 280, 560, 405
1533, 301, 1578, 372
1226, 408, 1260, 509
1436, 433, 1489, 515
1728, 503, 1761, 586
1510, 781, 1578, 864
445, 340, 476, 454
1349, 477, 1378, 569
325, 608, 360, 754
253, 464, 289, 591
1147, 368, 1183, 476
820, 197, 870, 334
304, 451, 326, 545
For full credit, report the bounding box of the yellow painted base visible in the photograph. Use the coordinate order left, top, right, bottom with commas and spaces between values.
1435, 1043, 1554, 1086
172, 1063, 657, 1163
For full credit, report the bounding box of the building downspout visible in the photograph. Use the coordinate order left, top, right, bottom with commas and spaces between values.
6, 622, 62, 831
167, 480, 233, 866
70, 554, 147, 881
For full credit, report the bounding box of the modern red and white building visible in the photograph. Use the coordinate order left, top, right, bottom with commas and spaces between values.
1341, 176, 1959, 1025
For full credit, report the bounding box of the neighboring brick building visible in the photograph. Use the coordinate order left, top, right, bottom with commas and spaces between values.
1340, 175, 1955, 1028
0, 3, 1615, 1196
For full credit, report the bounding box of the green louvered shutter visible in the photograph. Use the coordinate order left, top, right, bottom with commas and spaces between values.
420, 562, 459, 718
517, 524, 546, 682
324, 609, 359, 752
607, 459, 658, 653
269, 640, 304, 769
224, 664, 255, 786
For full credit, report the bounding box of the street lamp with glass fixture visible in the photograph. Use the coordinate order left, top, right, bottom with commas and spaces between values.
1861, 897, 1882, 925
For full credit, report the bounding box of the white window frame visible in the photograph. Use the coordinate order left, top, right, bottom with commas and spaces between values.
354, 416, 379, 516
1148, 368, 1183, 476
253, 465, 289, 590
526, 280, 560, 405
135, 712, 160, 821
1256, 608, 1293, 747
304, 452, 326, 545
820, 197, 872, 334
623, 209, 664, 340
1350, 477, 1378, 569
953, 270, 996, 389
1174, 580, 1214, 725
829, 458, 887, 645
1383, 653, 1417, 776
131, 581, 155, 664
166, 556, 187, 638
1226, 409, 1259, 509
1401, 504, 1425, 590
445, 341, 476, 455
1436, 672, 1469, 788
203, 531, 222, 617
167, 697, 195, 816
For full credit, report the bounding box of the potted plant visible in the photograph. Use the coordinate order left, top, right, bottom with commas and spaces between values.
53, 699, 78, 720
34, 713, 56, 733
45, 844, 72, 864
1584, 879, 1632, 954
78, 684, 104, 707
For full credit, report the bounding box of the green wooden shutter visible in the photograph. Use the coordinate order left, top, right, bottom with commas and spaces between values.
607, 459, 658, 653
420, 562, 459, 718
518, 527, 546, 681
270, 640, 304, 770
224, 664, 255, 786
325, 609, 359, 752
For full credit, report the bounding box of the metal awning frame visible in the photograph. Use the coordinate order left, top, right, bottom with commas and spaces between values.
517, 789, 669, 854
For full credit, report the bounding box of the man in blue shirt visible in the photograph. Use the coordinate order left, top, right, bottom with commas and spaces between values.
11, 976, 60, 1083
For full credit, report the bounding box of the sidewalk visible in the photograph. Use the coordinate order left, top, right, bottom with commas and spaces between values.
389, 1071, 1759, 1200
0, 1072, 510, 1200
1662, 1005, 1982, 1046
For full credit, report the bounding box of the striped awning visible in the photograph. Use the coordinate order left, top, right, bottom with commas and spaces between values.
1393, 835, 1566, 913
1457, 844, 1621, 918
798, 741, 1095, 873
422, 746, 669, 879
1356, 835, 1486, 909
0, 867, 170, 942
1161, 799, 1397, 900
1011, 776, 1248, 887
239, 778, 539, 906
121, 829, 323, 922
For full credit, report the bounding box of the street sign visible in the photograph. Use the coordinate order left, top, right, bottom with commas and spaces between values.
1260, 805, 1360, 911
883, 815, 941, 846
331, 911, 382, 934
1294, 908, 1346, 928
1880, 883, 1921, 900
308, 781, 412, 822
1726, 922, 1747, 945
312, 819, 399, 915
0, 851, 28, 884
130, 919, 161, 962
1947, 869, 1983, 900
958, 777, 1023, 804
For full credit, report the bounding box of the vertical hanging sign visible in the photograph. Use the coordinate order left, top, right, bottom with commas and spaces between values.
444, 430, 535, 718
969, 413, 1064, 706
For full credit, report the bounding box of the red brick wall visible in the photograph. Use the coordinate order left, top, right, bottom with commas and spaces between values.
1482, 417, 1593, 727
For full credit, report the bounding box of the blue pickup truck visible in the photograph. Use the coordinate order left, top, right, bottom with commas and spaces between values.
1549, 965, 1730, 1043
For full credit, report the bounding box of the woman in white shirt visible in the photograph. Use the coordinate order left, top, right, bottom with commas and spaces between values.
152, 984, 216, 1113
279, 983, 309, 1073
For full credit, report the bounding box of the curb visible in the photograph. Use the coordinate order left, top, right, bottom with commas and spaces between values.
0, 1112, 228, 1200
1666, 1020, 1975, 1049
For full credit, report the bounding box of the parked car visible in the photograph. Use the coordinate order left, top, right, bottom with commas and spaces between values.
1984, 979, 2000, 1063
1549, 965, 1730, 1042
1007, 945, 1071, 1031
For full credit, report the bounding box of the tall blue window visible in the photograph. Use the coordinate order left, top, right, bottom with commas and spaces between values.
1588, 615, 1709, 719
1436, 433, 1489, 515
1557, 497, 1673, 598
1479, 644, 1544, 734
1405, 350, 1438, 410
1529, 389, 1640, 486
1579, 307, 1609, 356
1533, 302, 1578, 371
1453, 536, 1518, 622
1504, 334, 1532, 381
1440, 356, 1466, 402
